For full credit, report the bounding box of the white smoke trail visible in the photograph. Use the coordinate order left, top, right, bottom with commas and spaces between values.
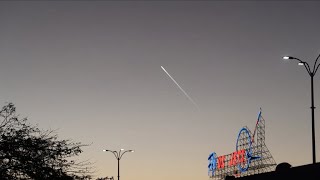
161, 66, 200, 110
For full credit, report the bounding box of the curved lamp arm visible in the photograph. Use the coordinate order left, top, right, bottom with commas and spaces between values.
103, 149, 120, 159
119, 150, 134, 160
313, 53, 320, 73
313, 53, 320, 74
283, 56, 312, 75
303, 61, 312, 75
315, 63, 320, 75
112, 151, 119, 159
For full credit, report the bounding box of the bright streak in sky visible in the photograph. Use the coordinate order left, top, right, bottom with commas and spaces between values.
161, 66, 200, 110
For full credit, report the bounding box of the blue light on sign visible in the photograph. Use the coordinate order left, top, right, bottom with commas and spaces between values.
208, 152, 217, 176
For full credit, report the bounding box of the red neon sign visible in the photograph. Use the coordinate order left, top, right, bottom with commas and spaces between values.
215, 149, 246, 169
217, 155, 225, 168
230, 149, 246, 166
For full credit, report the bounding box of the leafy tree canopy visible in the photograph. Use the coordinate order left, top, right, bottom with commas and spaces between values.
0, 103, 93, 180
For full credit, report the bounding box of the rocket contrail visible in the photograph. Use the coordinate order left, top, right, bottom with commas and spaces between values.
161, 66, 199, 110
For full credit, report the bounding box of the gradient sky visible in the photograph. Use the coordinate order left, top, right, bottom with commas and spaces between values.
1, 1, 320, 180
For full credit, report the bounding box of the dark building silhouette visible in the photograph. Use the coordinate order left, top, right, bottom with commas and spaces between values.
225, 162, 320, 180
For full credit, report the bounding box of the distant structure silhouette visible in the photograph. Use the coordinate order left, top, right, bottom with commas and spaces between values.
225, 162, 320, 180
275, 162, 292, 172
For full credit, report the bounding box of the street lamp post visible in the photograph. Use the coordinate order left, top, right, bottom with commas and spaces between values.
283, 53, 320, 164
103, 149, 134, 180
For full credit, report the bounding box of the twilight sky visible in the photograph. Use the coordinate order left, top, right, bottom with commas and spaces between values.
1, 1, 320, 179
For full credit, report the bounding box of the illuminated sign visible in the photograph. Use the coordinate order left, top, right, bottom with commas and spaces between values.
208, 110, 277, 179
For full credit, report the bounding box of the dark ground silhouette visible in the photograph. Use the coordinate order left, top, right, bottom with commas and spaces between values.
225, 162, 320, 180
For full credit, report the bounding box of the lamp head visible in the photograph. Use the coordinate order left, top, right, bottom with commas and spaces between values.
298, 62, 305, 66
103, 149, 109, 152
283, 56, 293, 60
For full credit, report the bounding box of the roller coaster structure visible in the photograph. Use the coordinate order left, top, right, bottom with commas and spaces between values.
208, 110, 277, 179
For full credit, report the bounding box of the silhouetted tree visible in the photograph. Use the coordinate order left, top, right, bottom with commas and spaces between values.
0, 103, 92, 179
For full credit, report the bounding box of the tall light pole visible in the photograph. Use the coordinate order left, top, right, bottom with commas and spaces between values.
283, 53, 320, 164
103, 149, 134, 180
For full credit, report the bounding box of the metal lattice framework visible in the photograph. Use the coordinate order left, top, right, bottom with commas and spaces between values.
209, 114, 277, 180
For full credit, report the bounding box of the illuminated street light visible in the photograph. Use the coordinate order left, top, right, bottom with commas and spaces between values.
283, 53, 320, 164
283, 56, 290, 60
103, 148, 134, 180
